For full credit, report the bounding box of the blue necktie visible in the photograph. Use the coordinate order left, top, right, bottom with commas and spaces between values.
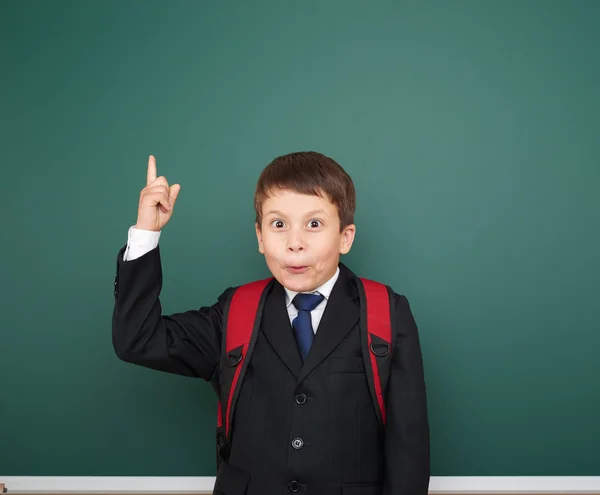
292, 293, 325, 361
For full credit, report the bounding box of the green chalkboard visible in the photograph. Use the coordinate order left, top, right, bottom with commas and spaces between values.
1, 0, 599, 477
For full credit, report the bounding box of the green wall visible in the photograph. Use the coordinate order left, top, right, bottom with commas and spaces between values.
1, 0, 598, 476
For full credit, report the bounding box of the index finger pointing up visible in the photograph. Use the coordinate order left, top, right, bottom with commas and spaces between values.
147, 155, 157, 185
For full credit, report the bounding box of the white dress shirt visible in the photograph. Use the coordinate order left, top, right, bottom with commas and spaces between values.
123, 226, 339, 333
282, 267, 339, 333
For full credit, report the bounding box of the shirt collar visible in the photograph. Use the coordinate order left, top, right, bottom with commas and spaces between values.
284, 266, 340, 308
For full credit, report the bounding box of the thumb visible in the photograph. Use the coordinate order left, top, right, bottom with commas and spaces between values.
169, 184, 181, 207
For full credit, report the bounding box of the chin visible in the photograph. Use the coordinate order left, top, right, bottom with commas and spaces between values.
278, 272, 317, 293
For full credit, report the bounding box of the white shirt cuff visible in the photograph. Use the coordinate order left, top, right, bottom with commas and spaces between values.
123, 225, 161, 261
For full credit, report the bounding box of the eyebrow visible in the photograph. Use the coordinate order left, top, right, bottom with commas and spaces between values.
265, 209, 327, 217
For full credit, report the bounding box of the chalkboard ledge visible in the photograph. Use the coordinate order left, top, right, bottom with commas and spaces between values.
0, 476, 599, 494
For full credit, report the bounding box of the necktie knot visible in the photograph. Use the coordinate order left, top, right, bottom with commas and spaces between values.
292, 292, 324, 312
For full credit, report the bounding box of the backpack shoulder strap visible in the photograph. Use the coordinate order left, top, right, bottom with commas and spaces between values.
216, 277, 273, 463
356, 277, 395, 428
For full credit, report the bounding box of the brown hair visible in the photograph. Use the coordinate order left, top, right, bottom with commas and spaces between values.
254, 151, 356, 232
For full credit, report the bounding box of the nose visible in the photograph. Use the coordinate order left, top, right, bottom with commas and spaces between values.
287, 228, 305, 253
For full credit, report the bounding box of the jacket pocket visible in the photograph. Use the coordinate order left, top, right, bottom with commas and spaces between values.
330, 356, 365, 373
341, 484, 382, 495
213, 462, 251, 495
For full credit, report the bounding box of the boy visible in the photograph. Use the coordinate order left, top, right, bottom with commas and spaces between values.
112, 152, 430, 495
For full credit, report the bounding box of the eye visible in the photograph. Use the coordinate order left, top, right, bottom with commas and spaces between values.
271, 220, 285, 229
308, 219, 322, 228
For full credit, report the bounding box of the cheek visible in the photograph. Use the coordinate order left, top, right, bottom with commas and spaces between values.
261, 236, 282, 259
314, 236, 340, 260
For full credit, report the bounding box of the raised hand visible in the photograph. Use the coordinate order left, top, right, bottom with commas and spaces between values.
135, 155, 181, 232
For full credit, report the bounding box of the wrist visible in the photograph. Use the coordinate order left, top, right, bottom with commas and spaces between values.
134, 223, 159, 232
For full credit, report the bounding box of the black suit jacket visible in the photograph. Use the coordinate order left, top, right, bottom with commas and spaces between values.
112, 245, 430, 495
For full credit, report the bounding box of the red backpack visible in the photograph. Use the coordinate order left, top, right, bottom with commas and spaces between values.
214, 276, 395, 464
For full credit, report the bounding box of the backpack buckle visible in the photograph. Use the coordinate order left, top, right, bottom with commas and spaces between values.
370, 342, 390, 357
216, 425, 230, 468
226, 350, 243, 367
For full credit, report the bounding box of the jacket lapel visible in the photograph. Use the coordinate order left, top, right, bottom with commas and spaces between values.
260, 281, 303, 378
296, 263, 360, 384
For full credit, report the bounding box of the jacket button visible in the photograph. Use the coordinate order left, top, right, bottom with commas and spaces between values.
291, 437, 304, 450
295, 393, 307, 405
288, 480, 300, 492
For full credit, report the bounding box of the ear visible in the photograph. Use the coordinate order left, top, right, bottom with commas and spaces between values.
339, 224, 356, 255
255, 222, 264, 254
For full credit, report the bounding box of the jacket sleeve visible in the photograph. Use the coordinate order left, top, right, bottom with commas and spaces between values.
112, 243, 233, 381
382, 293, 431, 495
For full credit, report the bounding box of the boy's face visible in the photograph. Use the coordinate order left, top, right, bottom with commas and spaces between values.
255, 189, 356, 293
